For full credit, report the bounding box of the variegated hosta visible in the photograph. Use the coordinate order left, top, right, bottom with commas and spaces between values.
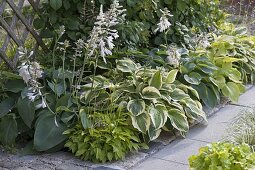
116, 59, 207, 141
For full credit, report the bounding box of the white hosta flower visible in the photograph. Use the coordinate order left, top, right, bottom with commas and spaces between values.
73, 39, 85, 58
57, 25, 65, 37
41, 97, 47, 108
106, 36, 115, 49
86, 0, 125, 62
18, 47, 34, 60
195, 34, 211, 49
166, 46, 181, 66
154, 8, 173, 33
26, 62, 43, 80
18, 65, 31, 83
27, 92, 38, 102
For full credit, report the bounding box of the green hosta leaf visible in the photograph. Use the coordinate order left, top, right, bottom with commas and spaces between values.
221, 57, 244, 63
79, 108, 91, 129
170, 89, 190, 101
50, 0, 62, 10
17, 97, 35, 128
142, 86, 161, 99
131, 113, 150, 133
148, 124, 162, 141
56, 106, 73, 113
227, 69, 242, 83
193, 83, 218, 108
197, 63, 217, 74
184, 72, 202, 85
184, 99, 207, 121
149, 104, 168, 130
0, 98, 15, 118
127, 99, 145, 116
209, 76, 226, 89
237, 84, 246, 93
149, 71, 162, 89
61, 112, 75, 124
48, 81, 66, 97
186, 86, 200, 100
56, 94, 72, 108
5, 79, 26, 93
168, 109, 189, 133
165, 69, 178, 83
0, 115, 18, 145
34, 114, 68, 151
181, 63, 196, 74
116, 59, 137, 73
222, 82, 240, 103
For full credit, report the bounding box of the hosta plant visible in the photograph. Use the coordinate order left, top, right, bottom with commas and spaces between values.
189, 142, 255, 170
114, 59, 206, 140
64, 112, 148, 163
208, 33, 255, 84
180, 54, 245, 108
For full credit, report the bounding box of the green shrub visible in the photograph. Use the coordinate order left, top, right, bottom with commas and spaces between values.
64, 112, 147, 163
36, 0, 224, 48
189, 142, 255, 170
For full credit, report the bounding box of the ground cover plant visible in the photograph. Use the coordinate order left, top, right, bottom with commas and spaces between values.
1, 0, 255, 163
225, 109, 255, 151
189, 142, 255, 170
189, 108, 255, 170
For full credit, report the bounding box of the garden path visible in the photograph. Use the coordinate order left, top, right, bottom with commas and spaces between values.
131, 86, 255, 170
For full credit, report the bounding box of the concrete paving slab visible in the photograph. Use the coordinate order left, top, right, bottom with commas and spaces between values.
233, 86, 255, 107
206, 105, 244, 123
152, 138, 207, 165
132, 157, 189, 170
186, 120, 228, 143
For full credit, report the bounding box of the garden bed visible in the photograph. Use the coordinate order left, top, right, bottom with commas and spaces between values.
1, 85, 253, 170
1, 1, 255, 169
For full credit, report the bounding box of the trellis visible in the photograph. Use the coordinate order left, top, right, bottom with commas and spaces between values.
0, 0, 47, 70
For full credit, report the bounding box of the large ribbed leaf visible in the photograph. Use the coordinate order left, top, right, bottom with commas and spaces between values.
17, 97, 35, 128
127, 99, 145, 116
142, 86, 161, 99
0, 115, 18, 145
34, 114, 67, 151
149, 71, 162, 89
0, 98, 15, 118
168, 109, 189, 133
131, 113, 150, 133
222, 82, 240, 103
148, 124, 161, 141
165, 69, 178, 83
149, 104, 168, 130
116, 59, 137, 73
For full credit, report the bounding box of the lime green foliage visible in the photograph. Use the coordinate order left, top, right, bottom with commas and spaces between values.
189, 142, 255, 170
209, 34, 255, 84
64, 112, 147, 163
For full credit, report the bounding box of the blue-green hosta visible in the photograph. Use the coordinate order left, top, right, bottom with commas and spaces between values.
180, 55, 245, 108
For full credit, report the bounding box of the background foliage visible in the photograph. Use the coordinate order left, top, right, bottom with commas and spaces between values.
36, 0, 224, 48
